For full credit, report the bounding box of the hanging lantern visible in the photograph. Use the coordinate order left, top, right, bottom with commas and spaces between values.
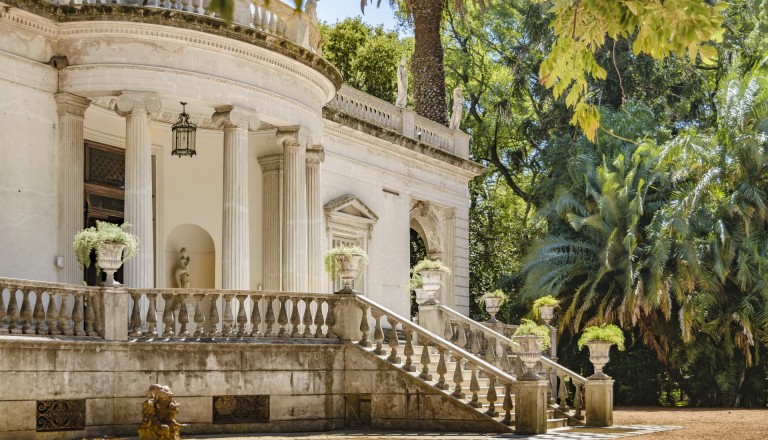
171, 102, 197, 157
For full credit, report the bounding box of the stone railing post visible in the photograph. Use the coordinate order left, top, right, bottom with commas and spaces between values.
514, 376, 549, 435
401, 108, 416, 139
417, 303, 442, 337
453, 131, 470, 159
330, 296, 362, 341
100, 287, 130, 341
586, 378, 614, 426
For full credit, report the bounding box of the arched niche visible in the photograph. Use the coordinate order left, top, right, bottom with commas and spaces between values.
165, 224, 215, 289
409, 200, 443, 260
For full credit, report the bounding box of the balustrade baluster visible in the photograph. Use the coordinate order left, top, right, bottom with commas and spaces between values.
0, 286, 7, 334
485, 375, 498, 416
419, 338, 432, 380
451, 357, 465, 398
33, 290, 46, 335
290, 298, 301, 337
208, 293, 221, 337
443, 317, 453, 341
312, 298, 324, 338
302, 297, 313, 337
178, 293, 190, 337
263, 296, 275, 337
558, 374, 570, 411
193, 293, 206, 338
260, 8, 269, 30
456, 322, 467, 349
20, 289, 33, 334
84, 291, 97, 336
6, 287, 20, 334
386, 318, 400, 363
72, 292, 85, 336
249, 295, 262, 337
502, 383, 513, 425
59, 291, 73, 336
162, 293, 176, 337
129, 292, 143, 337
463, 325, 472, 351
45, 291, 60, 335
268, 13, 277, 33
435, 347, 448, 390
276, 296, 289, 337
371, 310, 385, 355
251, 7, 262, 29
470, 329, 481, 356
358, 305, 371, 347
236, 294, 248, 337
468, 364, 481, 408
403, 329, 415, 372
325, 300, 337, 339
222, 294, 234, 337
146, 293, 159, 337
574, 383, 584, 420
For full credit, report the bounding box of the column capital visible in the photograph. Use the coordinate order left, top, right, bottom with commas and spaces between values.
276, 125, 311, 149
55, 93, 91, 117
212, 106, 259, 130
306, 147, 325, 165
258, 154, 283, 172
115, 92, 161, 117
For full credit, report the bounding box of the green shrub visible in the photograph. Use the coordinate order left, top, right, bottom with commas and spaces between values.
578, 324, 626, 351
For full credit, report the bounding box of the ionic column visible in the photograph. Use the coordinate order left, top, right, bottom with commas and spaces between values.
55, 93, 90, 285
213, 106, 259, 290
115, 92, 161, 288
278, 129, 308, 292
258, 155, 283, 291
306, 147, 324, 292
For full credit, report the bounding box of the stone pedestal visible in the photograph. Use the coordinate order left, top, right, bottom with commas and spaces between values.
417, 304, 442, 337
514, 379, 548, 435
330, 296, 363, 341
100, 287, 129, 341
585, 378, 614, 427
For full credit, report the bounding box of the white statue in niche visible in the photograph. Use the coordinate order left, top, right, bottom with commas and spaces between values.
449, 87, 464, 130
396, 57, 408, 108
174, 247, 191, 288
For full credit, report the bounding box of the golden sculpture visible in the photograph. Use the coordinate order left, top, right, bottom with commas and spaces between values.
138, 384, 183, 440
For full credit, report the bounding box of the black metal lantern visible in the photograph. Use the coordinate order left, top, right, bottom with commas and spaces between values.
171, 102, 197, 157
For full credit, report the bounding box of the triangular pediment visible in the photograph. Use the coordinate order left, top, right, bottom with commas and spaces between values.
324, 195, 379, 222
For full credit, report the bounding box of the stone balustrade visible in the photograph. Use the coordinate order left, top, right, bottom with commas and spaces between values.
47, 0, 320, 52
352, 294, 518, 424
436, 304, 588, 422
126, 288, 338, 339
0, 277, 104, 337
329, 85, 472, 159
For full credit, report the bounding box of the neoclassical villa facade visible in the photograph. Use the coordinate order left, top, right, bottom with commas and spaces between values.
0, 1, 614, 438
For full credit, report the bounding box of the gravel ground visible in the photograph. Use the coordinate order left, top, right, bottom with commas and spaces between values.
614, 407, 768, 440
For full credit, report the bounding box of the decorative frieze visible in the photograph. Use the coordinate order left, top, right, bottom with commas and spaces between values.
212, 395, 269, 424
36, 399, 86, 432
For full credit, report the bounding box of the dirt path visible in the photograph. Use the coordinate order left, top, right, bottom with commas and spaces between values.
614, 407, 768, 440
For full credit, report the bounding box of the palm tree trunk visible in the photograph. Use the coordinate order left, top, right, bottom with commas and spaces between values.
411, 0, 448, 125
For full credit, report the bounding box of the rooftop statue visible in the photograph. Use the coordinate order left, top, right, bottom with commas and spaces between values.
396, 57, 408, 108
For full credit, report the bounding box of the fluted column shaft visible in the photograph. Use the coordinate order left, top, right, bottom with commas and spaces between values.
115, 92, 161, 288
258, 155, 283, 291
56, 93, 90, 284
281, 133, 308, 292
213, 106, 258, 290
306, 148, 324, 292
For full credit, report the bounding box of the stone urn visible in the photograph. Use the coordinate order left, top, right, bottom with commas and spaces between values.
512, 335, 544, 380
538, 305, 555, 325
414, 288, 429, 305
483, 297, 503, 323
98, 242, 126, 286
335, 253, 365, 294
417, 269, 442, 305
586, 340, 613, 379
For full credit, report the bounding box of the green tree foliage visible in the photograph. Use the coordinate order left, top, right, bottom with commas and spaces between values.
319, 18, 411, 103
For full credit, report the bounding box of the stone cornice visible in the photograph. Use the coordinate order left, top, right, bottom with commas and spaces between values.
323, 107, 484, 179
2, 0, 342, 91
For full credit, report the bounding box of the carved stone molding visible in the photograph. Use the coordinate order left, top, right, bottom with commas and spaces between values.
306, 146, 325, 164
325, 195, 378, 240
55, 92, 90, 118
258, 154, 284, 172
212, 105, 260, 131
410, 200, 444, 258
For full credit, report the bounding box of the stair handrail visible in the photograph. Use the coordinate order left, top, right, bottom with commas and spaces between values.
437, 304, 588, 386
354, 294, 519, 387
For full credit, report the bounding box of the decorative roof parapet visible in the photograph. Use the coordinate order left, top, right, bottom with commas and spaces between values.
2, 0, 342, 89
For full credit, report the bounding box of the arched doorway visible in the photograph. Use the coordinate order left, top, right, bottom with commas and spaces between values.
409, 228, 427, 317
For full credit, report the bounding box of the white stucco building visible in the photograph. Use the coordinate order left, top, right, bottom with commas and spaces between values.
0, 0, 481, 317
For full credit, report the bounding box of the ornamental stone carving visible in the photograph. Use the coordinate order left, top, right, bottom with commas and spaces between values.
115, 92, 162, 117
138, 384, 182, 440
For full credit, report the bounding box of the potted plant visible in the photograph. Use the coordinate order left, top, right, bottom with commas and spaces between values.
476, 289, 507, 322
410, 272, 430, 305
532, 295, 559, 325
511, 319, 551, 380
412, 259, 450, 304
577, 324, 625, 379
73, 221, 139, 286
324, 245, 368, 294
